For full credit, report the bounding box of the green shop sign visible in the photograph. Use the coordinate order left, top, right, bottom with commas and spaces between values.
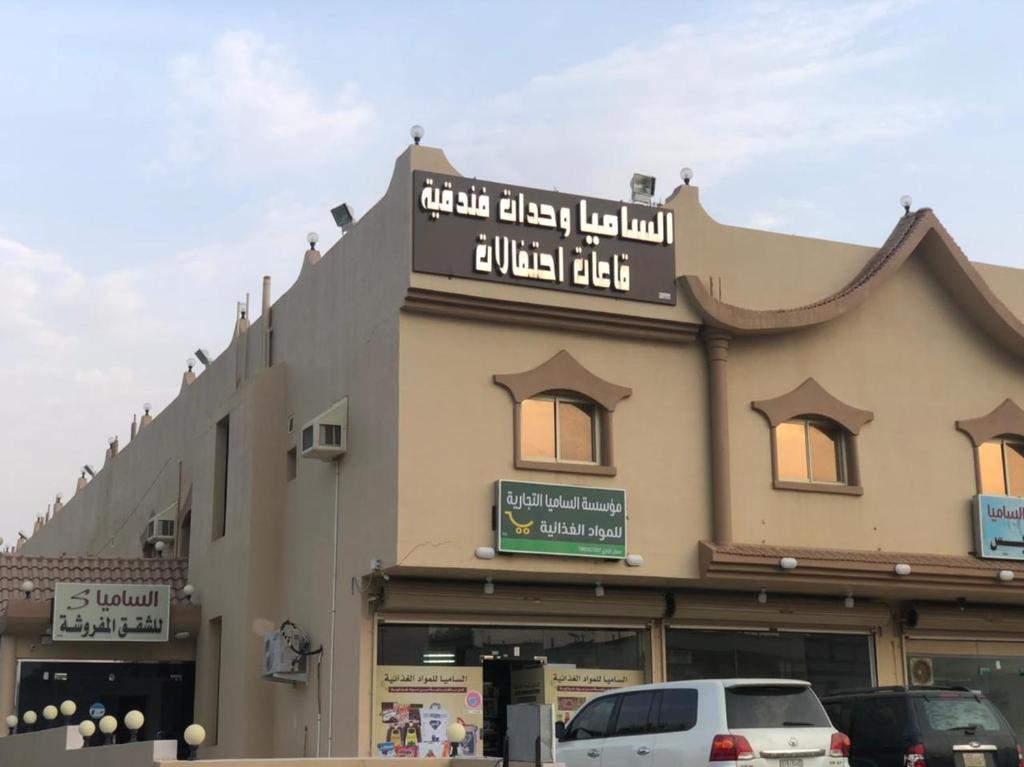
496, 480, 626, 559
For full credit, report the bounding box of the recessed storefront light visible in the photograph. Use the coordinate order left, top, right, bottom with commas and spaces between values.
779, 557, 798, 570
474, 546, 496, 560
757, 588, 768, 604
844, 595, 855, 609
625, 553, 644, 567
894, 563, 912, 576
999, 570, 1015, 582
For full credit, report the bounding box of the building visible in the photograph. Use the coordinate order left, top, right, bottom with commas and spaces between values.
6, 141, 1024, 757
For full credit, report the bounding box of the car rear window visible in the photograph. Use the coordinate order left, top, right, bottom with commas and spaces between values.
726, 685, 831, 729
915, 696, 1004, 733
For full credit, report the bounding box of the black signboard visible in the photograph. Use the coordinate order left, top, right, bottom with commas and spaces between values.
412, 171, 677, 304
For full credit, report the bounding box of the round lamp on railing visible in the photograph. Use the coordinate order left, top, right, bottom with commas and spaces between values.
20, 580, 33, 599
78, 719, 96, 746
22, 711, 37, 730
59, 700, 76, 725
42, 705, 58, 728
5, 714, 17, 735
124, 710, 144, 742
183, 723, 206, 760
447, 721, 466, 756
98, 715, 117, 745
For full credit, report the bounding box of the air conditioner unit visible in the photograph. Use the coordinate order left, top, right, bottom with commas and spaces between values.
144, 506, 177, 546
909, 657, 934, 686
300, 397, 348, 461
262, 631, 309, 684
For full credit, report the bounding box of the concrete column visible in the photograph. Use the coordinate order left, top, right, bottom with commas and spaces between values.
0, 635, 18, 724
702, 328, 733, 544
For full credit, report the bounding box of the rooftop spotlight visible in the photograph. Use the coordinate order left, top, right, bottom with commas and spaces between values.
630, 173, 656, 205
194, 349, 211, 367
330, 203, 356, 234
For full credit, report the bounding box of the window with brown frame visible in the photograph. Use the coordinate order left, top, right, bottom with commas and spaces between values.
774, 418, 849, 485
521, 393, 601, 465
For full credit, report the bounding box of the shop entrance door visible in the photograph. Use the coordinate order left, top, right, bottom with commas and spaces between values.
483, 658, 536, 757
16, 660, 195, 756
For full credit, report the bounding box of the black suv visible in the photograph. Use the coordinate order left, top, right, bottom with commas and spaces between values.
821, 687, 1021, 767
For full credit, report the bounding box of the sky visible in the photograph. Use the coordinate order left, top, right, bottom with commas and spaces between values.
1, 0, 1023, 545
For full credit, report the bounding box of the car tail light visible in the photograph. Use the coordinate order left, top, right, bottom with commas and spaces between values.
831, 732, 851, 758
711, 734, 755, 761
1016, 744, 1023, 767
905, 743, 927, 767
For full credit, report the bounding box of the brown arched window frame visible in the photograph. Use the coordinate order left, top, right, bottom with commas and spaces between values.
752, 378, 873, 496
494, 350, 631, 477
956, 399, 1024, 496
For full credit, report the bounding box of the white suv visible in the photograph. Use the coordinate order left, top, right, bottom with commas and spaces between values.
556, 678, 851, 767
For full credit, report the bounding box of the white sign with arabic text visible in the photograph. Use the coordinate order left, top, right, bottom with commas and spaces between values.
52, 582, 170, 642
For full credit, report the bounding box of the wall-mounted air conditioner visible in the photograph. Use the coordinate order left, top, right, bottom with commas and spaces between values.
300, 397, 348, 461
262, 630, 309, 684
144, 505, 177, 546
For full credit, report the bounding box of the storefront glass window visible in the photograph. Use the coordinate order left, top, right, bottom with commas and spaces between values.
666, 629, 873, 695
378, 624, 645, 669
911, 655, 1024, 737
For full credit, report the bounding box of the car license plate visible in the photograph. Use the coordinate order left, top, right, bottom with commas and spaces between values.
962, 753, 987, 767
781, 759, 803, 767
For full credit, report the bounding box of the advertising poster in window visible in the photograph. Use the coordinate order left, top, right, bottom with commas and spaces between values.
497, 480, 627, 558
975, 495, 1024, 560
373, 665, 483, 757
511, 666, 645, 725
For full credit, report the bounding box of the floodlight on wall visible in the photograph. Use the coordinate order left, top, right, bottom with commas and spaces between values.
331, 203, 356, 234
410, 124, 425, 145
83, 464, 96, 477
680, 167, 694, 186
594, 582, 604, 598
844, 594, 855, 609
757, 588, 768, 605
474, 546, 496, 560
483, 577, 494, 596
999, 569, 1015, 582
194, 349, 211, 367
625, 553, 644, 567
900, 195, 913, 215
894, 563, 912, 576
630, 173, 656, 205
779, 557, 798, 571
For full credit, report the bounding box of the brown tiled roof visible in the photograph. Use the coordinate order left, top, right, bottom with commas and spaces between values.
0, 555, 189, 612
706, 541, 1017, 572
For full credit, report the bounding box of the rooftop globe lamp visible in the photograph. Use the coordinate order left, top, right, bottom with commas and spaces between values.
42, 705, 58, 728
78, 719, 96, 746
98, 714, 117, 745
680, 167, 694, 186
59, 700, 76, 725
410, 124, 425, 145
5, 714, 17, 735
22, 710, 37, 730
183, 723, 206, 760
447, 721, 466, 756
124, 710, 144, 742
20, 580, 33, 599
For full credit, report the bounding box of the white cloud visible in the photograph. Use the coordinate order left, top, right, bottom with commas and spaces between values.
161, 30, 374, 175
449, 1, 943, 196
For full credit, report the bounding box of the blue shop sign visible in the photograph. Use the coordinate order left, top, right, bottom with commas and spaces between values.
975, 495, 1024, 560
89, 702, 105, 720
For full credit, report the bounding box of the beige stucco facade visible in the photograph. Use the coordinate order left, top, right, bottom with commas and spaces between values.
10, 143, 1024, 757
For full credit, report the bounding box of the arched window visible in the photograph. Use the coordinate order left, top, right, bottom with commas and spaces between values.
957, 400, 1024, 497
495, 351, 631, 476
753, 378, 873, 496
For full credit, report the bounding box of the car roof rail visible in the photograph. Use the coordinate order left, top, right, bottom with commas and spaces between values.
823, 685, 973, 697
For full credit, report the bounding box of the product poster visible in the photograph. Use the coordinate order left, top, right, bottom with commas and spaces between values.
511, 666, 646, 725
374, 665, 483, 758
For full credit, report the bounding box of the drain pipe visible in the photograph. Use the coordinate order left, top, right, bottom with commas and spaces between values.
325, 459, 342, 756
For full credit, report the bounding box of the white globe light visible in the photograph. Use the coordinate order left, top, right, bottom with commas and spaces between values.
124, 710, 144, 731
307, 231, 319, 246
182, 584, 195, 597
42, 705, 58, 721
899, 194, 913, 211
154, 541, 166, 552
184, 723, 207, 747
447, 721, 466, 743
22, 711, 37, 725
60, 700, 76, 717
680, 167, 694, 183
999, 569, 1014, 582
78, 720, 96, 738
98, 715, 118, 735
20, 580, 33, 594
410, 124, 425, 144
5, 714, 17, 729
894, 563, 912, 576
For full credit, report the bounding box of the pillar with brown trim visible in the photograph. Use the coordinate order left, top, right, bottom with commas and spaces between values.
702, 328, 733, 544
